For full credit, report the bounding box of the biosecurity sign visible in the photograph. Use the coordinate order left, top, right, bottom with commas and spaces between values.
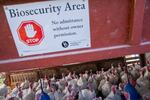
4, 0, 91, 56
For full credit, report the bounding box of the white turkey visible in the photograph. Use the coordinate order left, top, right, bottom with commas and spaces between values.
47, 80, 55, 100
65, 72, 73, 81
121, 71, 128, 83
80, 88, 96, 100
117, 63, 122, 74
22, 83, 35, 100
110, 64, 115, 73
77, 73, 88, 89
0, 79, 9, 98
130, 65, 140, 80
68, 78, 79, 95
35, 82, 48, 100
95, 71, 103, 89
20, 79, 30, 90
32, 82, 39, 92
108, 73, 119, 85
136, 70, 150, 89
54, 89, 64, 100
83, 70, 89, 80
51, 74, 56, 83
88, 74, 97, 91
60, 73, 68, 89
135, 84, 150, 100
63, 85, 76, 100
10, 83, 19, 98
144, 66, 150, 81
104, 85, 122, 100
104, 85, 116, 100
16, 87, 23, 100
78, 88, 85, 100
95, 71, 100, 81
101, 76, 112, 97
98, 77, 106, 91
134, 63, 141, 70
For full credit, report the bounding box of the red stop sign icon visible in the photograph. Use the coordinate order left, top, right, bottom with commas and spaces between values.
17, 20, 44, 46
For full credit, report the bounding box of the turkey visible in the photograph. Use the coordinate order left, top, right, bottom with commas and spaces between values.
47, 80, 56, 100
81, 88, 96, 100
32, 82, 39, 92
20, 79, 30, 90
35, 72, 51, 100
35, 84, 48, 100
136, 70, 150, 89
54, 89, 64, 100
101, 76, 112, 97
55, 73, 66, 93
68, 78, 79, 95
22, 83, 35, 100
0, 79, 9, 98
135, 84, 150, 100
63, 85, 76, 100
95, 71, 100, 81
65, 90, 76, 100
51, 74, 56, 83
65, 72, 72, 81
104, 85, 122, 100
83, 70, 89, 80
108, 72, 119, 85
6, 96, 20, 100
63, 84, 72, 96
78, 87, 85, 100
16, 87, 23, 100
10, 83, 19, 98
134, 63, 141, 70
135, 70, 150, 99
117, 63, 122, 74
110, 64, 115, 74
72, 71, 76, 79
144, 66, 150, 81
121, 71, 128, 83
88, 74, 97, 91
77, 73, 88, 89
98, 77, 106, 91
130, 65, 140, 80
4, 60, 150, 100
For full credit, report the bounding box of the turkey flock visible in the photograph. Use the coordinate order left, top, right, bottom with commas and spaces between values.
0, 63, 150, 100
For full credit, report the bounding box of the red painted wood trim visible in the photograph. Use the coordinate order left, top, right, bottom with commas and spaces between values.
0, 43, 150, 72
129, 0, 145, 45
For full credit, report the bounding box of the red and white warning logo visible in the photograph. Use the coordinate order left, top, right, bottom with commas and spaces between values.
17, 20, 44, 46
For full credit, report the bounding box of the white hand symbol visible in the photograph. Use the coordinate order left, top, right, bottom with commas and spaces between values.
25, 24, 37, 38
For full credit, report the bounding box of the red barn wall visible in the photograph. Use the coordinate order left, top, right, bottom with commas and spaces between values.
0, 0, 150, 72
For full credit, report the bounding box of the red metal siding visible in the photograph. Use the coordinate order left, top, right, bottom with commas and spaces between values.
0, 0, 150, 72
142, 0, 150, 42
89, 0, 130, 47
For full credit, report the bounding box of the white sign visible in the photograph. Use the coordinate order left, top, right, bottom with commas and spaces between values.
4, 0, 91, 56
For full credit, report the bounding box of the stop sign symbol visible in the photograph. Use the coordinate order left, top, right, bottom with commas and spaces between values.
17, 20, 44, 46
